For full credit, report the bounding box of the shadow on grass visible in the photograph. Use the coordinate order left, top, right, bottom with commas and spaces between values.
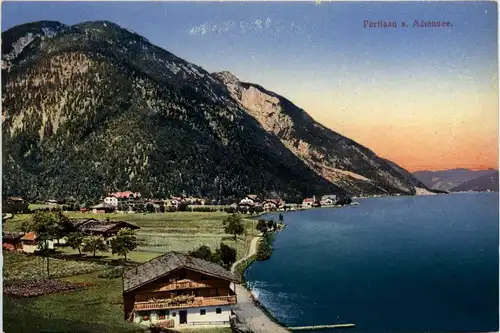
49, 252, 139, 267
4, 297, 146, 333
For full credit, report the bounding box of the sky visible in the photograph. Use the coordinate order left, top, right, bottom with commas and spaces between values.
2, 1, 498, 172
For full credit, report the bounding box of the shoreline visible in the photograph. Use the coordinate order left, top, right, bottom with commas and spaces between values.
230, 235, 291, 332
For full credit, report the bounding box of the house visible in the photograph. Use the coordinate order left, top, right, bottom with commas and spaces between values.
2, 232, 24, 251
90, 203, 117, 214
262, 200, 280, 211
110, 191, 142, 201
71, 218, 140, 238
239, 195, 260, 206
104, 196, 119, 207
2, 196, 29, 214
320, 195, 338, 206
20, 232, 54, 253
122, 252, 239, 328
46, 199, 58, 205
302, 198, 315, 208
170, 197, 185, 207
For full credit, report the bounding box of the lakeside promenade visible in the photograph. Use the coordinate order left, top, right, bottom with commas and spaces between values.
230, 237, 290, 333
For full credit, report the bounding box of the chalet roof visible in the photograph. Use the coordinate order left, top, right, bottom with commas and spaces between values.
123, 251, 241, 293
303, 198, 314, 202
7, 196, 25, 202
263, 199, 279, 204
70, 218, 99, 228
321, 195, 337, 200
90, 203, 116, 209
20, 232, 38, 241
2, 231, 24, 241
246, 194, 259, 200
110, 191, 141, 199
71, 219, 139, 233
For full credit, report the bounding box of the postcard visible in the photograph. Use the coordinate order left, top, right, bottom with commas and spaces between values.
1, 1, 498, 333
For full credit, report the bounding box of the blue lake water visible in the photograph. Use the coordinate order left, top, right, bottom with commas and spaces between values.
245, 193, 499, 333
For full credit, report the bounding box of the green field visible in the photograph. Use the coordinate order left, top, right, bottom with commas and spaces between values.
5, 211, 258, 260
3, 251, 106, 281
3, 211, 258, 333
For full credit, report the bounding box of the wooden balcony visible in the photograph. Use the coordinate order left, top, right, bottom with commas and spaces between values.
140, 280, 224, 293
134, 295, 237, 311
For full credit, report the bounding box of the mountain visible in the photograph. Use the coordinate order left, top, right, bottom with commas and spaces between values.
214, 72, 429, 196
412, 168, 497, 191
2, 20, 428, 201
449, 171, 499, 192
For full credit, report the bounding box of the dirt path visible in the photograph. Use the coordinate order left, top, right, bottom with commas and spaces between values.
230, 236, 290, 333
230, 236, 260, 274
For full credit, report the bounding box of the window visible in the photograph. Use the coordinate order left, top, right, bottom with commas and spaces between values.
172, 312, 176, 317
200, 274, 206, 281
200, 309, 206, 316
216, 308, 222, 314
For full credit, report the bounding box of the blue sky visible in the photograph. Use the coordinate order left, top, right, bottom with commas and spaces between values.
2, 1, 498, 171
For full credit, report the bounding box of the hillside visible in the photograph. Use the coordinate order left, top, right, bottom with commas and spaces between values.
412, 168, 497, 191
3, 20, 427, 201
214, 71, 429, 196
450, 171, 499, 192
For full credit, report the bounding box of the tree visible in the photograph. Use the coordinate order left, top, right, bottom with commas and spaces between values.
267, 219, 277, 231
83, 236, 108, 257
21, 212, 59, 278
146, 203, 155, 213
218, 243, 236, 267
188, 245, 213, 261
223, 214, 245, 242
67, 232, 85, 255
110, 228, 138, 261
52, 212, 74, 244
177, 202, 189, 212
136, 203, 145, 213
212, 243, 236, 269
117, 202, 128, 212
256, 219, 268, 234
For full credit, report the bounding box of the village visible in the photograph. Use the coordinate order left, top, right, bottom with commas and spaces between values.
2, 190, 354, 333
3, 191, 352, 217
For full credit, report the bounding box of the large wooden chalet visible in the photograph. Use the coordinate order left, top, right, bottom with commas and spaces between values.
122, 252, 240, 328
71, 218, 139, 237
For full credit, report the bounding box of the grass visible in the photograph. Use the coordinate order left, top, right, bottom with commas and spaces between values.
180, 329, 232, 333
29, 203, 65, 210
4, 271, 146, 333
3, 211, 262, 333
3, 266, 233, 333
3, 251, 106, 281
5, 211, 259, 261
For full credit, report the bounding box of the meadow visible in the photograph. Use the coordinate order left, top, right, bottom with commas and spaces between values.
3, 210, 259, 333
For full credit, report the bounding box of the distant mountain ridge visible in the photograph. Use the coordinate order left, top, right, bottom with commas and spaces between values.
412, 168, 497, 191
3, 20, 430, 201
450, 171, 499, 192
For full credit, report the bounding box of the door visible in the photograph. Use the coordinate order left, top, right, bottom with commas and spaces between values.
179, 310, 187, 324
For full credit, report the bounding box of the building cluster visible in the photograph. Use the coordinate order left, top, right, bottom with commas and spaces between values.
301, 195, 339, 208
235, 195, 285, 211
2, 218, 139, 253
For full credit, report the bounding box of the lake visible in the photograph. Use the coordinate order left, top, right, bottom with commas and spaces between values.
245, 192, 499, 333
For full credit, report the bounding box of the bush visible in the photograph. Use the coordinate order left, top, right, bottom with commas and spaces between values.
224, 207, 236, 214
98, 266, 125, 279
256, 233, 274, 261
191, 206, 217, 212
